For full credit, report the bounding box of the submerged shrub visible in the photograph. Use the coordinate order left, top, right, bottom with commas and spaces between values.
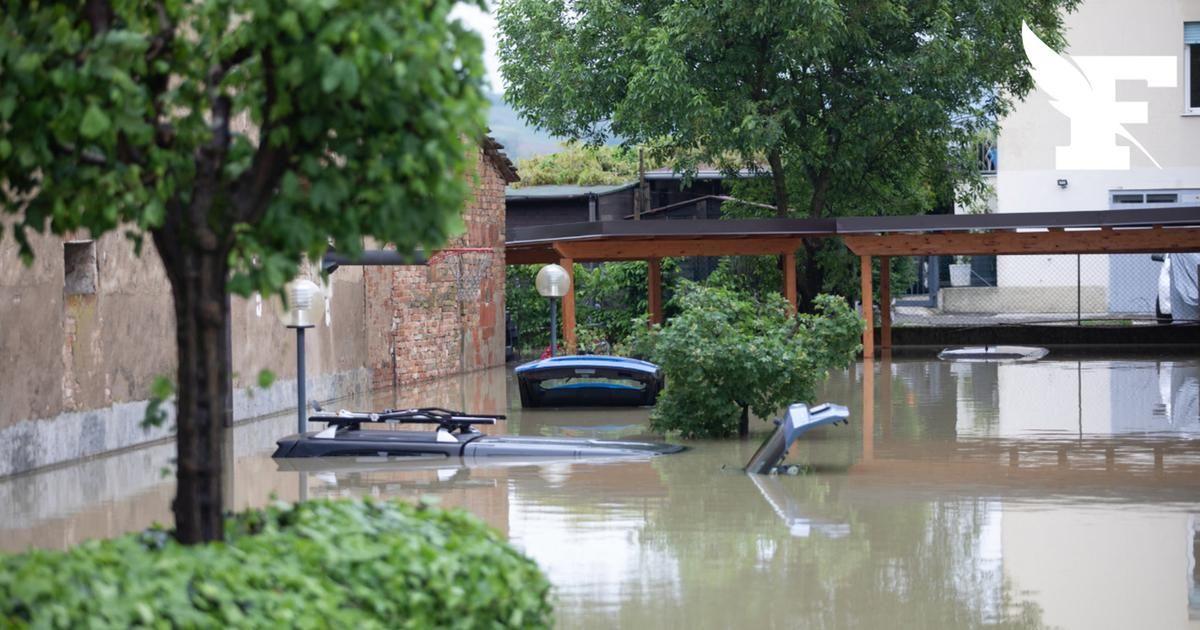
631, 283, 863, 438
0, 498, 554, 629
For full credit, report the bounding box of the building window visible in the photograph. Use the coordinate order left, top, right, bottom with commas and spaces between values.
1187, 22, 1200, 113
63, 240, 98, 295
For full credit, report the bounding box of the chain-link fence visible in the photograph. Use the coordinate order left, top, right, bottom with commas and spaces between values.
893, 252, 1198, 327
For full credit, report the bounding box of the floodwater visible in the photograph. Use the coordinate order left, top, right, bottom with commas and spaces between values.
4, 356, 1200, 629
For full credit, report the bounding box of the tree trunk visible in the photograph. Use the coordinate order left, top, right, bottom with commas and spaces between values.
739, 404, 750, 439
796, 166, 834, 311
798, 240, 821, 312
767, 148, 788, 218
162, 240, 231, 544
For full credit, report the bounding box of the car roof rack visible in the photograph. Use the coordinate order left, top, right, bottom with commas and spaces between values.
308, 407, 505, 432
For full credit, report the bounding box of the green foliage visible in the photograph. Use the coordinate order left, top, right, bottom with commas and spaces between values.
0, 498, 554, 629
630, 284, 862, 438
141, 374, 175, 430
505, 264, 555, 353
1, 0, 487, 296
507, 260, 681, 355
512, 144, 664, 188
2, 0, 490, 541
499, 0, 1077, 301
255, 368, 276, 389
575, 259, 680, 348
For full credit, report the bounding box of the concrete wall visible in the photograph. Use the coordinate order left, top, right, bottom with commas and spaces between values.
0, 146, 512, 477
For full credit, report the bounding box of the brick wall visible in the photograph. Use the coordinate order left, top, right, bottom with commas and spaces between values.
366, 146, 511, 387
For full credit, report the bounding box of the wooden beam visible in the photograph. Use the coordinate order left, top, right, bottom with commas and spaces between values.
860, 255, 874, 359
783, 251, 797, 312
554, 237, 805, 261
842, 227, 1200, 257
648, 257, 663, 325
561, 257, 576, 354
880, 256, 891, 350
506, 248, 558, 265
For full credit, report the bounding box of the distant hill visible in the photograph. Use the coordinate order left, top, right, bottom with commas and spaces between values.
485, 92, 563, 161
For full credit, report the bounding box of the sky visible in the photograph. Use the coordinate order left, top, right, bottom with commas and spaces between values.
451, 4, 505, 93
451, 4, 567, 160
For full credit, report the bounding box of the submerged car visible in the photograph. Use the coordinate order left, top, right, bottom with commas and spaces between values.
515, 355, 664, 408
272, 407, 685, 459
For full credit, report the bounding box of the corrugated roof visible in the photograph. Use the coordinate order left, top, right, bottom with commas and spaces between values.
505, 181, 639, 200
643, 165, 761, 180
482, 136, 519, 183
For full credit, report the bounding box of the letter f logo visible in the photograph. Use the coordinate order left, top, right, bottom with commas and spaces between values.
1022, 21, 1176, 170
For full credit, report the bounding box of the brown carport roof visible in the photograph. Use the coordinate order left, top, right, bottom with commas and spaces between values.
506, 217, 837, 264
506, 206, 1200, 264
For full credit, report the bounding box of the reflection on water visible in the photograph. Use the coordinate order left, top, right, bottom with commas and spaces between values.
3, 357, 1200, 629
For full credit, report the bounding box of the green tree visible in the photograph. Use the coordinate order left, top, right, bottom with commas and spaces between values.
498, 0, 1077, 305
631, 284, 862, 438
1, 1, 486, 543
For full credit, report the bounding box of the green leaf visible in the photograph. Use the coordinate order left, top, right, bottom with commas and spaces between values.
79, 105, 111, 139
150, 375, 175, 400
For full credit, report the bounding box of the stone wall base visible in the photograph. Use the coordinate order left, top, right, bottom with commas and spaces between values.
0, 367, 372, 478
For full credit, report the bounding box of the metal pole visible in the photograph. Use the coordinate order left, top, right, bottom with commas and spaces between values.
549, 297, 558, 357
293, 325, 311, 434
1080, 253, 1089, 324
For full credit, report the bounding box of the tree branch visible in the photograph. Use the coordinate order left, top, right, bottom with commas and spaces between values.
53, 140, 110, 166
85, 0, 113, 34
145, 1, 174, 64
211, 45, 254, 85
233, 47, 292, 225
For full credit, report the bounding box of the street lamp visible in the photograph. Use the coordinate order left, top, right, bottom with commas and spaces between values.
285, 278, 321, 434
535, 264, 571, 357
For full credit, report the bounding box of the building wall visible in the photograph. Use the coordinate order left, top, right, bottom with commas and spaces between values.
365, 149, 509, 387
597, 188, 636, 221
0, 146, 512, 477
997, 0, 1200, 211
990, 0, 1200, 310
507, 198, 590, 229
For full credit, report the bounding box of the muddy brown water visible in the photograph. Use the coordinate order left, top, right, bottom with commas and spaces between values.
4, 357, 1200, 629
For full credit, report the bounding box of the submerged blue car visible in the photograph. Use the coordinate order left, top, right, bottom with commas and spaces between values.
515, 355, 664, 408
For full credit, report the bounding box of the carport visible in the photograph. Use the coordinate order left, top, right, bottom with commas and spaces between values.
505, 207, 1200, 357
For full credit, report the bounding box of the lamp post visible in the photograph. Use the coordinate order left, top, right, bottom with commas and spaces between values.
285, 278, 321, 434
535, 264, 571, 357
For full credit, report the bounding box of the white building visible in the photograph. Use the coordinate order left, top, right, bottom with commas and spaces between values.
971, 0, 1200, 317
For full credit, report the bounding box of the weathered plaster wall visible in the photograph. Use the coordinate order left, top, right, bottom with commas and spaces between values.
0, 224, 374, 476
0, 140, 512, 477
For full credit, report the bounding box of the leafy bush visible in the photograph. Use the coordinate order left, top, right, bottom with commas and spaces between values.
0, 499, 553, 629
507, 260, 681, 356
631, 283, 863, 438
510, 144, 664, 187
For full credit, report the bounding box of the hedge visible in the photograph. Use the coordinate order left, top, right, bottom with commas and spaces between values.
0, 498, 554, 629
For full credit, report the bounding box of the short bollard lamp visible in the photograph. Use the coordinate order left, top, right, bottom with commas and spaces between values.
535, 264, 571, 357
285, 278, 321, 434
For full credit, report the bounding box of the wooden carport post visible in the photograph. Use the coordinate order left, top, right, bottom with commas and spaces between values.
879, 256, 891, 350
561, 257, 576, 354
860, 255, 874, 359
648, 257, 663, 325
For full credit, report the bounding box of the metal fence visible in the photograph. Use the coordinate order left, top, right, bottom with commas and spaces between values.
893, 252, 1192, 327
